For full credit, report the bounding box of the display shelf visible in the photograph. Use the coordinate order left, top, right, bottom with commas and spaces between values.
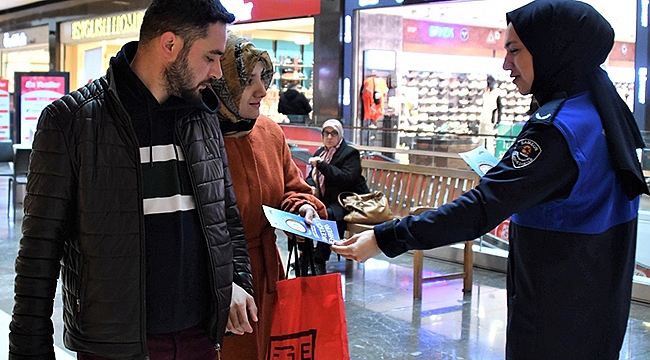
614, 81, 635, 111
399, 70, 532, 136
274, 55, 313, 92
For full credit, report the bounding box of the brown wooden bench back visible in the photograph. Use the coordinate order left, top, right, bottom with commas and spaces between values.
360, 159, 480, 218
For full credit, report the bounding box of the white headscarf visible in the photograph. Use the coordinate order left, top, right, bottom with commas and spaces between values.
313, 119, 344, 197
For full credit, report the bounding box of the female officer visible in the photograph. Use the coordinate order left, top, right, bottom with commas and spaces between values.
333, 1, 649, 359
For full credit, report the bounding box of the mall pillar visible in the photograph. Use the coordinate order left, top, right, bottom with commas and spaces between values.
313, 0, 345, 126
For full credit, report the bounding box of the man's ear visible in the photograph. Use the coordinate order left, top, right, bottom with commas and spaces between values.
159, 31, 184, 61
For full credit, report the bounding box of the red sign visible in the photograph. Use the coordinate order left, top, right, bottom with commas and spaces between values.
19, 75, 68, 144
489, 218, 510, 242
636, 264, 650, 278
0, 79, 9, 141
225, 0, 319, 23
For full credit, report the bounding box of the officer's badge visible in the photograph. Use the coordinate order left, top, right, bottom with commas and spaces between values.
512, 138, 541, 168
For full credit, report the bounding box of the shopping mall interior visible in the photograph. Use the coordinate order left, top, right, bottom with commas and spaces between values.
0, 191, 648, 359
0, 0, 649, 358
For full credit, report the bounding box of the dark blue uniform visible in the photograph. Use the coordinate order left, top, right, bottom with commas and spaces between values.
375, 92, 639, 359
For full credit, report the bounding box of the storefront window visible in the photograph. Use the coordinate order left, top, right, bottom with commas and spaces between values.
344, 0, 648, 301
1, 48, 50, 92
63, 39, 136, 90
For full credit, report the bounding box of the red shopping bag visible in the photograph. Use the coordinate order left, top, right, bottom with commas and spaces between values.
267, 273, 350, 360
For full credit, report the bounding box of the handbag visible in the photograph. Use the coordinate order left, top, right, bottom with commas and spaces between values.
268, 236, 350, 359
338, 191, 394, 224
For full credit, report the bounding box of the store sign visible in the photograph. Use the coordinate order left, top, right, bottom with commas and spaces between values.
223, 0, 319, 23
428, 26, 454, 39
0, 79, 10, 141
3, 32, 28, 48
17, 73, 69, 145
71, 11, 144, 40
0, 26, 49, 50
403, 19, 503, 51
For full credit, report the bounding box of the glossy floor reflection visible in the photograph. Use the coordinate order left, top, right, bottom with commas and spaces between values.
0, 176, 649, 359
277, 233, 650, 360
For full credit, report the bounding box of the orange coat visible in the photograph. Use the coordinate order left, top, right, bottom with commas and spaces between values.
220, 115, 327, 360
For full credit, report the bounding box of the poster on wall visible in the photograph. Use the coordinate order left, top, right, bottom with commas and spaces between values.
14, 72, 69, 145
0, 79, 10, 141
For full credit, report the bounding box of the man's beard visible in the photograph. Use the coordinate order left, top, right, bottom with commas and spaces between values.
163, 48, 203, 102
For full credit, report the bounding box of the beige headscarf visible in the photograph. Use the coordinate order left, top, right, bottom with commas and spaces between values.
212, 30, 274, 133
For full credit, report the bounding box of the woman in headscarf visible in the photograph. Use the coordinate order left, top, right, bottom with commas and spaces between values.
332, 1, 649, 359
213, 31, 327, 360
305, 119, 369, 274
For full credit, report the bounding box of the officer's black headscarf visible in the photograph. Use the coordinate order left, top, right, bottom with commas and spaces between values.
507, 0, 649, 199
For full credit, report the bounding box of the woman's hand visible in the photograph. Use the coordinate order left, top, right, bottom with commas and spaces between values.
308, 157, 322, 167
298, 204, 319, 225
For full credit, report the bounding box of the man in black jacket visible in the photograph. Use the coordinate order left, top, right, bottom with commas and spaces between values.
9, 1, 255, 359
278, 82, 312, 124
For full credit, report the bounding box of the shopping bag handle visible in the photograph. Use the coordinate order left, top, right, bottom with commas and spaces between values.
286, 235, 316, 277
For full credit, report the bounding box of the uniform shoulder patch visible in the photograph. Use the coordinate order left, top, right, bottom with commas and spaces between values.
529, 97, 566, 125
512, 138, 542, 168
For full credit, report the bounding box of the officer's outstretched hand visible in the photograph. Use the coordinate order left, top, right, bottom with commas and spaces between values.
226, 282, 258, 335
331, 229, 381, 263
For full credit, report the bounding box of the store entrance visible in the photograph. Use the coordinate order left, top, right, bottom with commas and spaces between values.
354, 0, 648, 302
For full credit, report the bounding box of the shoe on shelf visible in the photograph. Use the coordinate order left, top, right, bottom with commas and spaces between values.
313, 262, 327, 276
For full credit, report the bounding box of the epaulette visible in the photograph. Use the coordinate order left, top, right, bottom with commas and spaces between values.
528, 97, 567, 125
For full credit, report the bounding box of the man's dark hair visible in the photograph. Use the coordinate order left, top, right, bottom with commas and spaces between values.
139, 0, 235, 47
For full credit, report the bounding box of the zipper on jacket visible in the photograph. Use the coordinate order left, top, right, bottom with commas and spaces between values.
107, 86, 149, 356
75, 260, 90, 322
204, 144, 215, 159
175, 124, 221, 343
214, 343, 221, 360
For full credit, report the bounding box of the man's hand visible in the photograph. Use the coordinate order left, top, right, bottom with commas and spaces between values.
298, 204, 319, 225
226, 282, 258, 335
331, 229, 382, 262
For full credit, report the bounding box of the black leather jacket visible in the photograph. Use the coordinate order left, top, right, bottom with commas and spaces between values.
9, 61, 253, 359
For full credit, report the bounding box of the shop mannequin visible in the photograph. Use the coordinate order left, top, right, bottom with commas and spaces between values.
479, 75, 504, 155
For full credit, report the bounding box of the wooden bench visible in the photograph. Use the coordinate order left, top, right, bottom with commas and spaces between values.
345, 159, 480, 299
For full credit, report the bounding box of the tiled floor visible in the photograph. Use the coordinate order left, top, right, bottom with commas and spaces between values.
1, 178, 649, 359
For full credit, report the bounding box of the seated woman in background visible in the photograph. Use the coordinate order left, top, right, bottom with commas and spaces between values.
306, 119, 369, 275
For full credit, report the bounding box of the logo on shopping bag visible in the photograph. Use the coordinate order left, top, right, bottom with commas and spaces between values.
267, 329, 317, 360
